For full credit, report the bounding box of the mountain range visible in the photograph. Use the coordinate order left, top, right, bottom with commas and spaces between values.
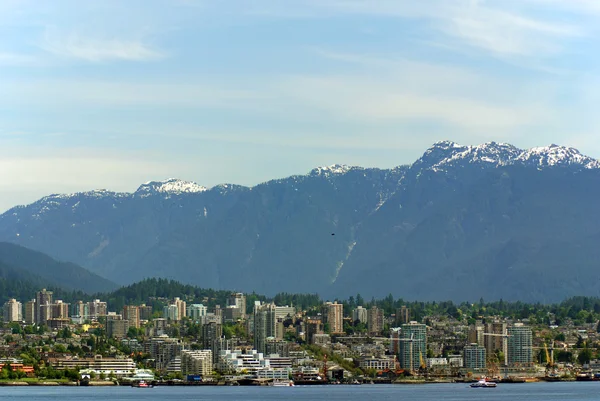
2, 141, 600, 302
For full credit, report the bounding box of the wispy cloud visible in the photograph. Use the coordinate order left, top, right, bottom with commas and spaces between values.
40, 28, 164, 62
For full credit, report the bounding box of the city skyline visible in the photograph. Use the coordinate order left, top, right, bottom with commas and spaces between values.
2, 1, 600, 211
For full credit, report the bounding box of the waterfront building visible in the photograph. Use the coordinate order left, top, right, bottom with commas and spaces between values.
464, 343, 486, 370
181, 350, 212, 376
358, 356, 396, 371
426, 358, 448, 368
149, 336, 184, 372
3, 299, 22, 322
398, 322, 427, 371
201, 321, 223, 362
254, 302, 277, 354
50, 355, 135, 378
507, 324, 533, 367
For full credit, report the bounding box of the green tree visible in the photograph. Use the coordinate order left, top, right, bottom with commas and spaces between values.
578, 348, 593, 366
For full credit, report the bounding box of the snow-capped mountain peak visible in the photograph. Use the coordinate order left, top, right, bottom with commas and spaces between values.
416, 141, 600, 172
310, 164, 360, 177
136, 178, 207, 195
515, 144, 600, 169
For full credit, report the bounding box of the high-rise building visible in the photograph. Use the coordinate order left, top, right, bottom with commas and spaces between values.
485, 321, 507, 363
123, 305, 140, 328
74, 301, 87, 319
325, 302, 344, 334
35, 289, 53, 324
3, 299, 22, 322
149, 336, 184, 372
227, 293, 246, 319
367, 306, 384, 336
51, 300, 69, 319
253, 302, 276, 353
25, 300, 35, 324
468, 322, 485, 346
88, 299, 107, 319
507, 324, 533, 367
352, 306, 367, 324
274, 306, 295, 321
398, 322, 427, 371
390, 328, 401, 355
173, 298, 186, 321
138, 304, 153, 321
202, 322, 223, 363
181, 350, 212, 376
187, 304, 208, 320
396, 306, 410, 326
464, 344, 486, 369
305, 317, 323, 345
107, 318, 129, 339
164, 304, 179, 321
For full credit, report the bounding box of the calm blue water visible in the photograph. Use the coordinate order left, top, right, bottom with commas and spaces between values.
0, 382, 598, 400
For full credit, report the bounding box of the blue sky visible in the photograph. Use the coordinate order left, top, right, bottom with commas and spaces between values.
1, 0, 599, 211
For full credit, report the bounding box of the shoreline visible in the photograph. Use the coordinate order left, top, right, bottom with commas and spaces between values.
0, 379, 585, 387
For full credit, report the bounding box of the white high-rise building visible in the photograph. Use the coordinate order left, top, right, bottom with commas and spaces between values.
3, 299, 22, 322
352, 306, 368, 323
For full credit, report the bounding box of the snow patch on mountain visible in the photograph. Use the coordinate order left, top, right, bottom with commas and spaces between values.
516, 144, 600, 169
310, 164, 361, 177
136, 178, 207, 195
416, 141, 600, 172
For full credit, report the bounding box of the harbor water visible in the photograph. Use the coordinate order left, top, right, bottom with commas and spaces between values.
1, 382, 599, 401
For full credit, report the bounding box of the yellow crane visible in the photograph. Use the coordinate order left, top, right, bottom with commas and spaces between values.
544, 343, 552, 367
419, 350, 426, 370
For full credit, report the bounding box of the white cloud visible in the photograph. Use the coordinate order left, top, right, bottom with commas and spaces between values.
40, 28, 164, 62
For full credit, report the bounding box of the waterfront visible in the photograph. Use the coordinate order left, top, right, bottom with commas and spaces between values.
1, 382, 600, 400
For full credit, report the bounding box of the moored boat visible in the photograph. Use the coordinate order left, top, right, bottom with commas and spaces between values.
470, 378, 497, 388
271, 379, 295, 387
132, 380, 154, 388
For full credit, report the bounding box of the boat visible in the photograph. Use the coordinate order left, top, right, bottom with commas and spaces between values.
271, 379, 295, 387
470, 378, 497, 388
132, 380, 154, 388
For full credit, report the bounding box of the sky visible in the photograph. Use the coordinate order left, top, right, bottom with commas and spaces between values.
1, 0, 600, 211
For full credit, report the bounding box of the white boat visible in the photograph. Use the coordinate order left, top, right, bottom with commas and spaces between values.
470, 378, 497, 388
271, 379, 295, 387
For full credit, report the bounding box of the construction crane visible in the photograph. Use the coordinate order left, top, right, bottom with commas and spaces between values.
482, 332, 511, 366
419, 350, 426, 370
